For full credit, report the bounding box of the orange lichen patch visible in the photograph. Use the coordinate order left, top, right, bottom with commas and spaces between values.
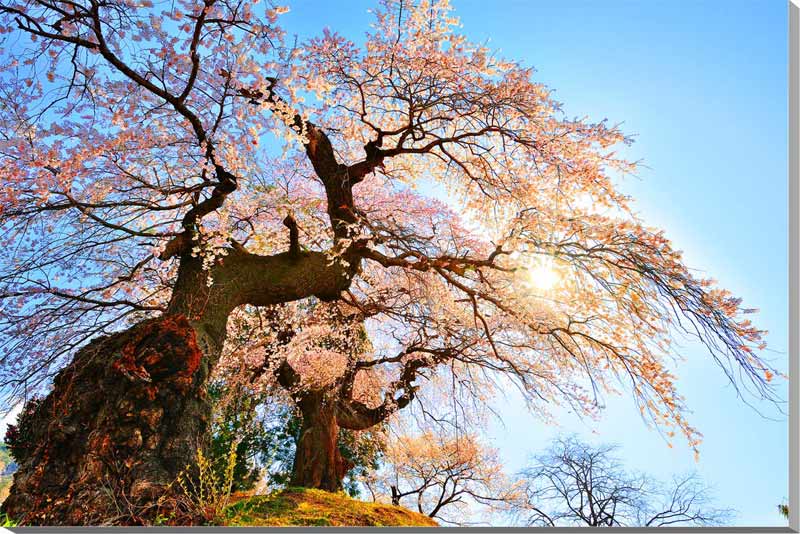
3, 316, 211, 526
112, 314, 203, 392
144, 384, 158, 401
85, 433, 114, 459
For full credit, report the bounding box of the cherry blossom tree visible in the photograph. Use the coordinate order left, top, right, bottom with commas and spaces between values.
361, 427, 518, 525
0, 0, 778, 524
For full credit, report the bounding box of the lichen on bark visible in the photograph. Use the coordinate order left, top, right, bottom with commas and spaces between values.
3, 315, 210, 525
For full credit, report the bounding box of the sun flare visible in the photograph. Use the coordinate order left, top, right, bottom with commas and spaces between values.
528, 264, 560, 292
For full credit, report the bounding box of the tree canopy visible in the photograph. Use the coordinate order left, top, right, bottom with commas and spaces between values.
0, 0, 776, 448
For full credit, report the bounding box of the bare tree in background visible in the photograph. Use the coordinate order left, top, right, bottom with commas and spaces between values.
513, 437, 733, 527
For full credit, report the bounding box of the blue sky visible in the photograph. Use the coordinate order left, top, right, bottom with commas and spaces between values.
274, 0, 789, 526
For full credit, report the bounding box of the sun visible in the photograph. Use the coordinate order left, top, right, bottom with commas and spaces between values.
525, 258, 562, 292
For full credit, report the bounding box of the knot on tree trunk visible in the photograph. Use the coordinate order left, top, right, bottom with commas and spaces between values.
2, 315, 211, 525
112, 314, 203, 395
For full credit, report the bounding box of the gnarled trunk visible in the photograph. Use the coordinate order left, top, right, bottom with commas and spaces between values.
290, 395, 351, 492
2, 314, 219, 525
2, 237, 359, 524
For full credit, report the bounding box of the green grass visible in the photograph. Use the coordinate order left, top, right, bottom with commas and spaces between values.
219, 488, 439, 527
0, 513, 17, 527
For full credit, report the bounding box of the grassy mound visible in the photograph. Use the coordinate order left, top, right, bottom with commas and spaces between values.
220, 488, 439, 527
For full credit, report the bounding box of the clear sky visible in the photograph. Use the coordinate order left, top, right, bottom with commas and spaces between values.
272, 0, 789, 526
0, 0, 788, 526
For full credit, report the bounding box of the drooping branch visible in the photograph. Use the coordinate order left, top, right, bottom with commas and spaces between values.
0, 0, 780, 509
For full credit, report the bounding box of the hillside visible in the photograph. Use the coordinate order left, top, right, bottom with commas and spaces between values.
220, 488, 439, 527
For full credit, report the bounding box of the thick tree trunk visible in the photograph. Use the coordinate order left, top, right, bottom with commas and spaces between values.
1, 314, 218, 525
2, 240, 358, 524
289, 396, 351, 492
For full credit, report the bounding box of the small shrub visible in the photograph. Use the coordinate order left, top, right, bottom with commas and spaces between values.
1, 512, 17, 527
174, 441, 238, 524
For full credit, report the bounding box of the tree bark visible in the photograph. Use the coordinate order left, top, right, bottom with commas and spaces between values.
289, 394, 351, 492
2, 244, 360, 524
2, 314, 215, 525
